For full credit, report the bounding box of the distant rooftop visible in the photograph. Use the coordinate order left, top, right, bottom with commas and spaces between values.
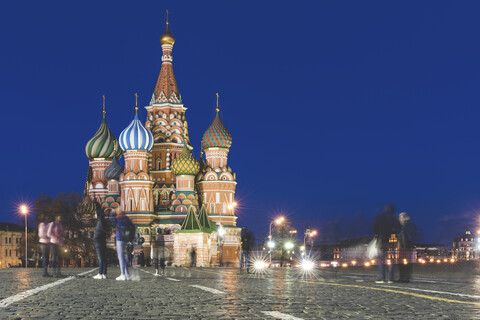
0, 222, 34, 233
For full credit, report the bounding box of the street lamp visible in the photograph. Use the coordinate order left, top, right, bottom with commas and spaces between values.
304, 229, 318, 254
217, 202, 236, 267
284, 241, 294, 250
268, 217, 285, 265
19, 204, 28, 268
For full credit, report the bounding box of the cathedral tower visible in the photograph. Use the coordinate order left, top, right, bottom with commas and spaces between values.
144, 15, 189, 211
197, 95, 237, 227
119, 99, 155, 225
85, 97, 122, 202
171, 143, 200, 213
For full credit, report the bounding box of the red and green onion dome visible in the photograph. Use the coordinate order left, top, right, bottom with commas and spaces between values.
171, 144, 200, 176
85, 115, 122, 159
201, 113, 232, 149
105, 156, 123, 180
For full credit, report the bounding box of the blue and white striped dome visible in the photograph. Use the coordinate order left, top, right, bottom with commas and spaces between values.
119, 110, 154, 151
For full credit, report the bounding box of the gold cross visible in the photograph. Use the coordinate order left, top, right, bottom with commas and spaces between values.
135, 93, 138, 111
102, 95, 106, 116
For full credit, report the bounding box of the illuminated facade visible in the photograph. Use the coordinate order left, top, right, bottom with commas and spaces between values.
0, 223, 29, 268
81, 16, 240, 266
452, 230, 476, 261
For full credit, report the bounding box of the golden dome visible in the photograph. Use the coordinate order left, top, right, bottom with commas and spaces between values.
160, 23, 175, 45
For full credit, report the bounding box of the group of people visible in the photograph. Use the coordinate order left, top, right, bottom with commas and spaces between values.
38, 214, 65, 277
373, 203, 419, 283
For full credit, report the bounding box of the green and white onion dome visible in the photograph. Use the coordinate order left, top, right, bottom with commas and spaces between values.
85, 115, 122, 159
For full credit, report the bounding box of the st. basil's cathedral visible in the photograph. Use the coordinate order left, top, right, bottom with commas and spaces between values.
78, 16, 240, 267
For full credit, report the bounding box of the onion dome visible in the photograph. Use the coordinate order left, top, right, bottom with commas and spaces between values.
78, 166, 96, 216
85, 113, 122, 159
160, 12, 175, 45
201, 112, 232, 149
105, 156, 123, 180
119, 108, 154, 151
160, 23, 175, 45
172, 143, 200, 176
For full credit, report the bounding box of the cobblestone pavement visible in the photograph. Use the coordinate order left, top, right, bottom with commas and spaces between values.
1, 265, 480, 319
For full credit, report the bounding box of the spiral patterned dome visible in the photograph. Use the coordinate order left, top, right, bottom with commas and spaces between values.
105, 156, 123, 180
78, 194, 96, 216
85, 115, 122, 159
119, 109, 154, 151
172, 144, 200, 176
78, 166, 96, 216
201, 113, 232, 149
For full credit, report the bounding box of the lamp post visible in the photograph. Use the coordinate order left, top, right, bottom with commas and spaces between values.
217, 202, 236, 267
268, 217, 284, 265
304, 229, 317, 254
19, 205, 28, 268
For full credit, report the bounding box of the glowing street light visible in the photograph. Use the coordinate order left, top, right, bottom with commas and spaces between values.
284, 241, 294, 250
19, 204, 28, 268
268, 216, 285, 265
267, 240, 275, 249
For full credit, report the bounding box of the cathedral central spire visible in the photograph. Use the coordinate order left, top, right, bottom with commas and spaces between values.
152, 10, 180, 104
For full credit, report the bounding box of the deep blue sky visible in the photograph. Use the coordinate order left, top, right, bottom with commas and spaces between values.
2, 1, 480, 245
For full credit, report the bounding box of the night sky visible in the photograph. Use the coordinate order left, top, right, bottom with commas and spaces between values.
2, 1, 480, 245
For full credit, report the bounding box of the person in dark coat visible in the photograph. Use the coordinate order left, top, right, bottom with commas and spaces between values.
373, 203, 400, 283
240, 227, 253, 273
398, 212, 418, 283
190, 247, 196, 267
93, 203, 108, 279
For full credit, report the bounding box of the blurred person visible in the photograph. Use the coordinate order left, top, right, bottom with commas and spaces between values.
110, 207, 131, 281
240, 227, 253, 273
398, 212, 418, 283
93, 203, 108, 279
38, 214, 51, 277
47, 215, 65, 277
190, 247, 196, 267
373, 203, 400, 283
151, 228, 166, 276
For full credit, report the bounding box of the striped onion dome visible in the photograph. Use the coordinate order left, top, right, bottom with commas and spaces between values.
201, 112, 232, 149
172, 143, 200, 176
78, 167, 96, 215
119, 109, 154, 151
85, 114, 122, 159
105, 156, 123, 180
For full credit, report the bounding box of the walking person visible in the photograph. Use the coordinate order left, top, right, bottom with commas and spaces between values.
38, 215, 50, 277
110, 207, 131, 281
190, 247, 196, 267
151, 228, 166, 276
398, 212, 418, 283
47, 215, 65, 277
240, 227, 253, 273
373, 203, 400, 284
93, 203, 108, 279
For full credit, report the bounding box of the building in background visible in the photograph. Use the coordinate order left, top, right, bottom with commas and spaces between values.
452, 230, 476, 261
81, 15, 240, 266
414, 244, 450, 262
0, 223, 33, 268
